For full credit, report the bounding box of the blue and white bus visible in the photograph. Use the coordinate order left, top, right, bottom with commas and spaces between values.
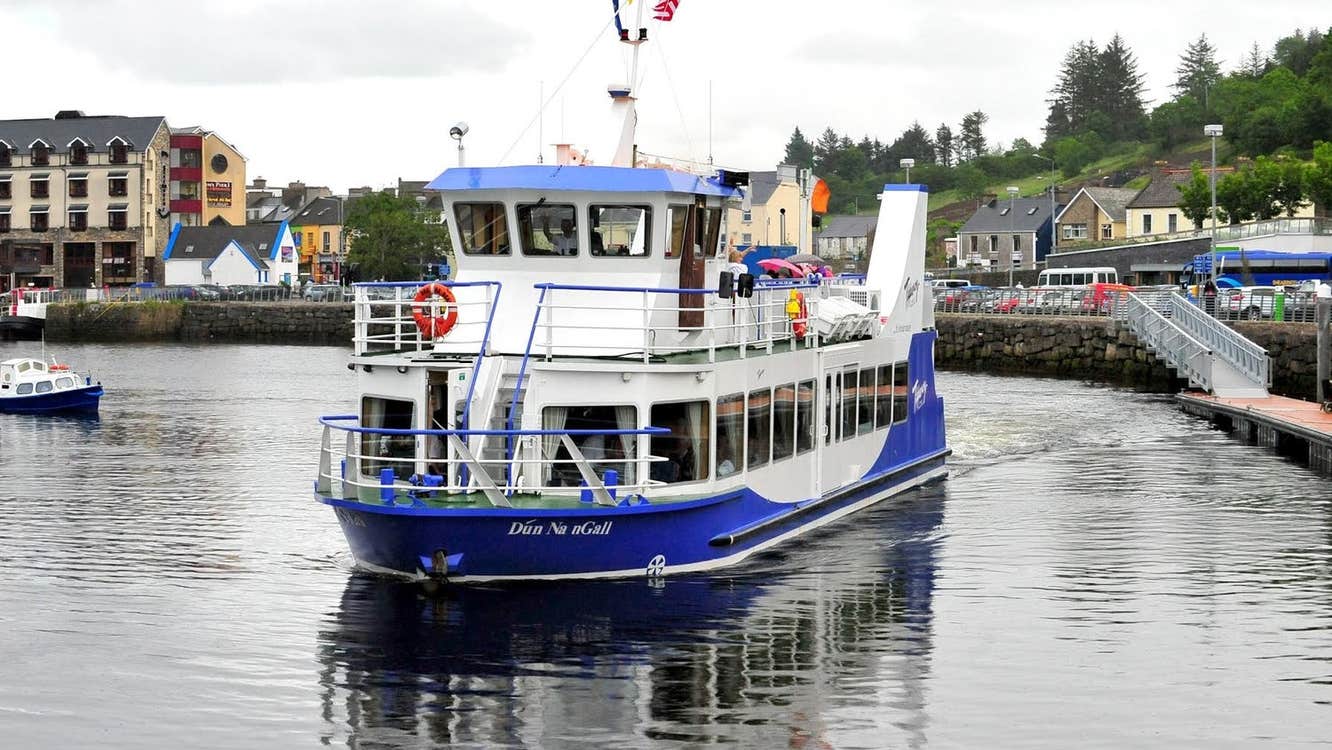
1181, 249, 1332, 293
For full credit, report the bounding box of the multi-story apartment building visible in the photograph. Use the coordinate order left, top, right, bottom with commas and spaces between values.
0, 111, 171, 290
289, 196, 344, 282
168, 127, 246, 227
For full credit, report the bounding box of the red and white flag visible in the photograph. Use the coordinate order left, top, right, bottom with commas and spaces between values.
652, 0, 679, 21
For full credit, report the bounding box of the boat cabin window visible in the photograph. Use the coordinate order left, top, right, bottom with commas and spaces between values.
716, 393, 743, 477
649, 400, 709, 483
518, 203, 578, 256
797, 380, 815, 454
858, 367, 875, 435
543, 405, 637, 485
589, 205, 651, 257
747, 388, 771, 469
56, 376, 73, 388
454, 202, 511, 255
772, 383, 796, 461
698, 206, 723, 259
875, 366, 892, 428
16, 383, 33, 395
360, 396, 415, 480
840, 369, 858, 440
35, 381, 53, 394
893, 361, 909, 424
666, 204, 690, 259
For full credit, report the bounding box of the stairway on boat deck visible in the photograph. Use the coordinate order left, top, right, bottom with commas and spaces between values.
475, 372, 525, 485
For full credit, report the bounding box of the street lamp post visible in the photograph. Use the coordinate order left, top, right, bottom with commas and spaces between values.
1007, 186, 1019, 287
1205, 124, 1223, 295
900, 158, 915, 184
449, 121, 469, 167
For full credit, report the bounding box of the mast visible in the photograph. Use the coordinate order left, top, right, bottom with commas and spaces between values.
608, 1, 646, 167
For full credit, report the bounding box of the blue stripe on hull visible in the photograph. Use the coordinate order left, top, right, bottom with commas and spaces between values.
0, 385, 103, 414
318, 451, 947, 580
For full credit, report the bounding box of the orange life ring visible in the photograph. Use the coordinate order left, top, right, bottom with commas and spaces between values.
785, 290, 808, 339
412, 283, 458, 339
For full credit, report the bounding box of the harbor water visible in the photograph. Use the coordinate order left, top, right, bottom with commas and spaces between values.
0, 342, 1328, 748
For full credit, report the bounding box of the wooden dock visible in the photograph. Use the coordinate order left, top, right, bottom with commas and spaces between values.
1177, 392, 1332, 475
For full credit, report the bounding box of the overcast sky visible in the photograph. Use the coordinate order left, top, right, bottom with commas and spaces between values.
4, 0, 1327, 192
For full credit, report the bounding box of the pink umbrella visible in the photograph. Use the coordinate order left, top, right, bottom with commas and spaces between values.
757, 257, 804, 278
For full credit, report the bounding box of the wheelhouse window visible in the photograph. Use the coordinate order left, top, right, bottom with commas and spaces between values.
109, 142, 129, 164
747, 388, 771, 469
892, 361, 909, 424
70, 142, 88, 165
666, 204, 690, 258
108, 174, 128, 197
649, 401, 709, 484
31, 143, 49, 166
715, 393, 743, 477
543, 405, 637, 485
796, 380, 815, 453
68, 174, 87, 198
454, 202, 510, 255
68, 207, 88, 232
697, 205, 723, 258
360, 396, 415, 480
517, 203, 578, 256
30, 207, 49, 232
589, 204, 650, 257
30, 175, 49, 199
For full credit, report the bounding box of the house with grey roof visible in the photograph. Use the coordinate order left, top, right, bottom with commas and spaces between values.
725, 164, 817, 252
0, 111, 171, 291
290, 196, 346, 283
814, 215, 876, 261
162, 222, 297, 287
1053, 186, 1139, 246
955, 197, 1062, 270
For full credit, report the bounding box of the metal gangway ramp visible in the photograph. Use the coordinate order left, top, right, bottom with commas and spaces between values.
1116, 291, 1270, 398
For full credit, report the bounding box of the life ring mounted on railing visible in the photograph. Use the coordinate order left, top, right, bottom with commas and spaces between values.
411, 282, 459, 339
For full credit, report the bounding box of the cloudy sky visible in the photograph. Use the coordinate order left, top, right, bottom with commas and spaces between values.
4, 0, 1326, 192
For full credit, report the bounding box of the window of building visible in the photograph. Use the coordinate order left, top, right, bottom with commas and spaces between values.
649, 400, 709, 483
306, 232, 315, 250
796, 380, 815, 454
742, 210, 752, 223
772, 383, 796, 461
0, 175, 9, 199
544, 405, 638, 485
31, 143, 49, 166
741, 232, 752, 245
0, 143, 10, 167
1012, 234, 1022, 256
1167, 213, 1178, 233
29, 207, 48, 232
0, 209, 10, 233
360, 396, 414, 480
517, 203, 578, 256
109, 141, 128, 164
1063, 223, 1088, 240
70, 142, 88, 165
68, 174, 87, 198
178, 182, 200, 199
453, 202, 510, 255
322, 231, 330, 252
211, 154, 229, 173
179, 149, 202, 169
68, 207, 87, 232
716, 393, 744, 477
858, 367, 874, 435
108, 206, 128, 231
1142, 214, 1152, 234
988, 235, 998, 253
589, 204, 650, 257
999, 207, 1010, 216
1101, 223, 1112, 239
747, 387, 771, 469
969, 235, 978, 253
30, 175, 48, 199
892, 361, 909, 424
108, 174, 128, 197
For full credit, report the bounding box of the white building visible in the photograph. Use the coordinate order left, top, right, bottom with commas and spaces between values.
162, 222, 296, 286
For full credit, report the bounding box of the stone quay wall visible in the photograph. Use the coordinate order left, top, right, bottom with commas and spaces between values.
47, 302, 353, 344
935, 314, 1320, 400
46, 303, 1323, 400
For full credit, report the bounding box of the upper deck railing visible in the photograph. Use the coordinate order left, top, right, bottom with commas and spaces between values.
351, 280, 502, 357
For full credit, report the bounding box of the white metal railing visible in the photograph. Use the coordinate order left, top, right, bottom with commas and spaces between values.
351, 281, 500, 356
1121, 292, 1213, 390
1164, 292, 1271, 387
316, 417, 671, 507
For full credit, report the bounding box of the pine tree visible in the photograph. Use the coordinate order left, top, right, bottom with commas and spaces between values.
1050, 40, 1101, 133
959, 111, 988, 161
1173, 35, 1221, 110
891, 122, 936, 165
1096, 34, 1147, 140
783, 127, 814, 167
813, 127, 841, 175
1237, 41, 1269, 79
934, 124, 954, 167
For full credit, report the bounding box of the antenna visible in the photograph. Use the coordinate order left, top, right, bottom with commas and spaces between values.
537, 81, 544, 164
708, 80, 713, 165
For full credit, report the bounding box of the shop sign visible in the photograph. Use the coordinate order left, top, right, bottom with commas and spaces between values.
206, 181, 232, 207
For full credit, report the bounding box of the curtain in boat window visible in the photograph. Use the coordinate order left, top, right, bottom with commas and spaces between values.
542, 406, 569, 484
716, 394, 744, 477
360, 396, 414, 480
614, 405, 637, 483
683, 400, 708, 481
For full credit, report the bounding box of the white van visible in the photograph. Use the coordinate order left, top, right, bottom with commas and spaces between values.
930, 278, 972, 290
1037, 267, 1118, 288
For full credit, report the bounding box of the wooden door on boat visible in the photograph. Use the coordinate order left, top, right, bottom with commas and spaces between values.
675, 199, 715, 329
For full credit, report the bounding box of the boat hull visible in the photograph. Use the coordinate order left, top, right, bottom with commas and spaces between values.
0, 384, 103, 414
0, 315, 44, 342
317, 450, 948, 581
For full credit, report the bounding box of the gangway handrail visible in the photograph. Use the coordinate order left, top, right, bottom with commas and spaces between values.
1121, 292, 1214, 390
1166, 292, 1270, 387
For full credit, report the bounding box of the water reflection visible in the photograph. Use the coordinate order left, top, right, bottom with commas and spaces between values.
317, 489, 944, 748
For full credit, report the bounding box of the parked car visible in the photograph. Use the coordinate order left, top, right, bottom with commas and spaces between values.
1224, 286, 1280, 320
304, 284, 351, 302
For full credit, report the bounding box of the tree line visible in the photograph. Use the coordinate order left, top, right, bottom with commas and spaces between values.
785, 27, 1332, 217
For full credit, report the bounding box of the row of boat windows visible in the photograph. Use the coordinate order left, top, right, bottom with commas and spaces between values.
453, 202, 723, 259
361, 361, 909, 487
4, 376, 76, 394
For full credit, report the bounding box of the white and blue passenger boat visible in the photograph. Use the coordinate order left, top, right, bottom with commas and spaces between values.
0, 356, 102, 414
312, 12, 947, 581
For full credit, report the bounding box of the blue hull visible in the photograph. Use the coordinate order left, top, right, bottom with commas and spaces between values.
0, 385, 103, 415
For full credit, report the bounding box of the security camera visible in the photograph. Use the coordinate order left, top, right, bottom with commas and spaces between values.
449, 122, 469, 140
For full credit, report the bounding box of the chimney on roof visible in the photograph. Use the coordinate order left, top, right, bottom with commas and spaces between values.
54, 110, 86, 119
251, 177, 267, 190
